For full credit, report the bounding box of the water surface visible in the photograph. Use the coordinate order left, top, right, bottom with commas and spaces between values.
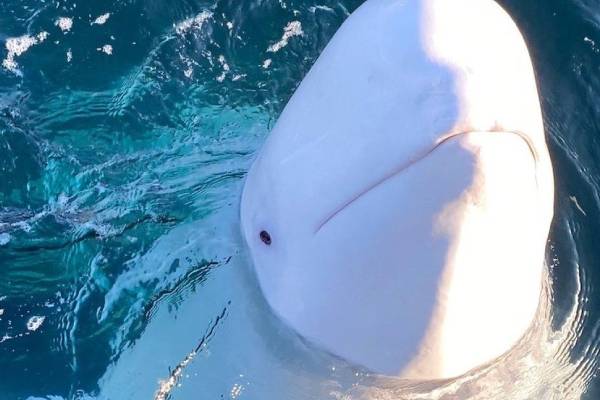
1, 0, 600, 399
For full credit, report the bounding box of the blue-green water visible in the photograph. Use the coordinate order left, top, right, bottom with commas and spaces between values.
1, 0, 600, 399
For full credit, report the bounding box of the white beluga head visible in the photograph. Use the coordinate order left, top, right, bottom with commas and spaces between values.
240, 0, 554, 380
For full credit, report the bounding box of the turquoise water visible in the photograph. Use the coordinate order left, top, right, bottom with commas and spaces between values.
1, 0, 600, 399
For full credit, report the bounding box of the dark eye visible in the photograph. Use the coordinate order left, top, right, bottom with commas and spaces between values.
260, 230, 272, 245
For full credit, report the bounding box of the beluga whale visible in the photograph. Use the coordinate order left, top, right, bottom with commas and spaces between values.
240, 0, 555, 380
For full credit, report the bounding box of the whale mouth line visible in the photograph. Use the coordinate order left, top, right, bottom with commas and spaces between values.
314, 129, 538, 234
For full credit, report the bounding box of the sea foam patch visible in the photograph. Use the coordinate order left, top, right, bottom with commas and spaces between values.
2, 32, 49, 74
26, 315, 45, 331
174, 11, 213, 35
92, 13, 111, 25
267, 21, 303, 52
56, 17, 73, 32
98, 44, 113, 55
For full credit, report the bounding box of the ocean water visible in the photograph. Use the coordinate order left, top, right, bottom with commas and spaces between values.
1, 0, 600, 399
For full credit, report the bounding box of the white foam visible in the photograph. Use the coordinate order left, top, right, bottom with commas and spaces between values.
218, 55, 230, 71
584, 36, 599, 53
216, 55, 230, 82
267, 21, 303, 52
26, 315, 45, 331
66, 49, 73, 62
92, 13, 111, 25
262, 58, 272, 69
309, 5, 335, 13
174, 11, 212, 35
2, 32, 49, 73
98, 44, 113, 55
56, 17, 73, 32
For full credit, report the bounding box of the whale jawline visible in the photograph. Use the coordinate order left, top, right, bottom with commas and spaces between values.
315, 128, 538, 234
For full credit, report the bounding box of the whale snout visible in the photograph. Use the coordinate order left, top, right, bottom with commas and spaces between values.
241, 129, 551, 377
240, 0, 554, 380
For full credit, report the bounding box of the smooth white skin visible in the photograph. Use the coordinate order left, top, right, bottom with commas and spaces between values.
240, 0, 555, 379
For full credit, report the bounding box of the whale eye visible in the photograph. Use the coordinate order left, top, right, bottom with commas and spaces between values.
260, 230, 272, 245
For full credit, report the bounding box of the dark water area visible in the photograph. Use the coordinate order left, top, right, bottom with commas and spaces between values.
0, 0, 599, 399
504, 0, 600, 397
